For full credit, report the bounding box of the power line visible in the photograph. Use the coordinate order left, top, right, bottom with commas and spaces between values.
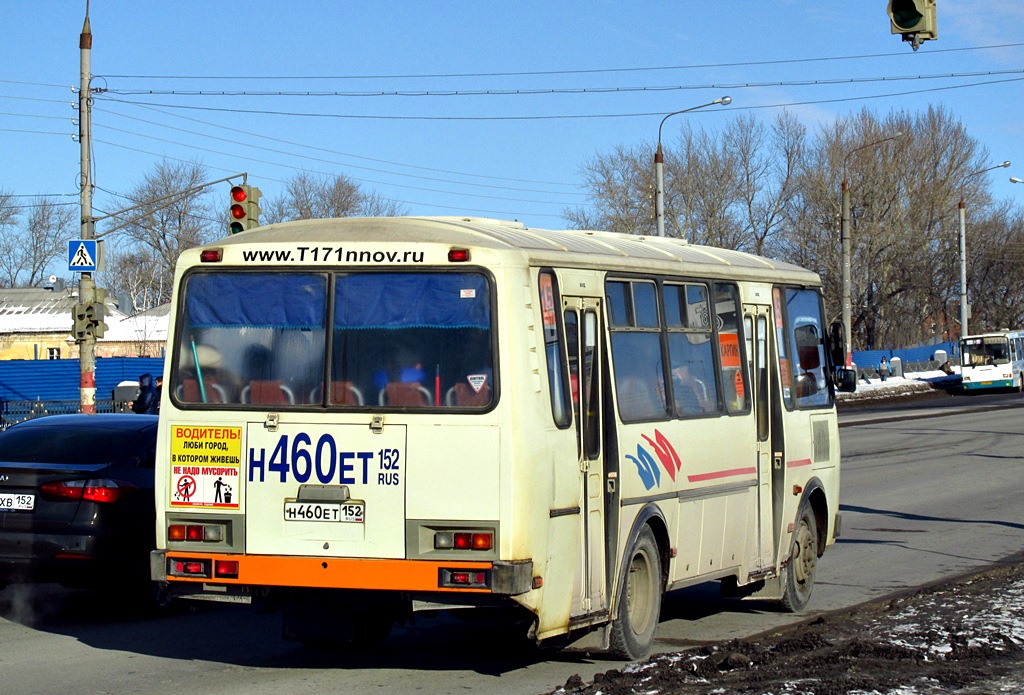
99, 69, 1024, 98
96, 76, 1024, 121
91, 137, 581, 208
93, 43, 1024, 80
93, 107, 586, 195
110, 102, 579, 188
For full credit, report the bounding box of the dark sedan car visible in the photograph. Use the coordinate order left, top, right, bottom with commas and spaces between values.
0, 413, 158, 590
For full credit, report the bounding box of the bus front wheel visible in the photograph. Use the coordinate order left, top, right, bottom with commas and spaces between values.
781, 505, 818, 612
609, 525, 662, 660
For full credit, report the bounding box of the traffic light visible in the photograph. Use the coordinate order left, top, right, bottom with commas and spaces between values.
91, 287, 109, 339
888, 0, 936, 51
71, 303, 91, 341
70, 288, 109, 341
229, 184, 262, 234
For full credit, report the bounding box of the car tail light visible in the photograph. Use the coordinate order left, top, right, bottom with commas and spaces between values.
41, 479, 135, 503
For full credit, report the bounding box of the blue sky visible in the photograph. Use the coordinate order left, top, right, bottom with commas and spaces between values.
3, 1, 1023, 238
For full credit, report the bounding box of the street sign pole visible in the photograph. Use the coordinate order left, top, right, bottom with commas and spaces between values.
78, 9, 96, 414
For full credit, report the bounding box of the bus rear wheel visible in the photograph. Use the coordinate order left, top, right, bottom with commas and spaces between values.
781, 505, 818, 612
609, 525, 662, 660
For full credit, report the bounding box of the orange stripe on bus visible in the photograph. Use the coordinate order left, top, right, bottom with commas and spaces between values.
787, 458, 812, 468
686, 467, 756, 483
164, 553, 494, 592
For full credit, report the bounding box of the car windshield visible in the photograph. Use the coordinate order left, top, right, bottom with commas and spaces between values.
0, 425, 149, 465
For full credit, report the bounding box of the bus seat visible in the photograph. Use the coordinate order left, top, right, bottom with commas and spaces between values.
445, 382, 491, 407
308, 382, 365, 405
176, 378, 228, 404
379, 382, 432, 406
241, 381, 296, 405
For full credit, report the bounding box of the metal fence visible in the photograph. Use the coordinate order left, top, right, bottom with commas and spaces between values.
0, 398, 134, 430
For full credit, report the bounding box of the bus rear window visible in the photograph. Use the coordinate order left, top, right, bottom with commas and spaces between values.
172, 271, 494, 410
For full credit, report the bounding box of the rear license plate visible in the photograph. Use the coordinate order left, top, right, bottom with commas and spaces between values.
0, 493, 35, 512
283, 500, 364, 523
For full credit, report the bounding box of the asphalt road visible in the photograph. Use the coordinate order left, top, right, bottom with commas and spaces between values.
2, 391, 1022, 695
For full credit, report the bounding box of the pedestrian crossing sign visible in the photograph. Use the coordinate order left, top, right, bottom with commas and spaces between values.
67, 240, 100, 272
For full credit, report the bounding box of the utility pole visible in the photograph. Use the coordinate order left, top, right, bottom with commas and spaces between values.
78, 9, 96, 413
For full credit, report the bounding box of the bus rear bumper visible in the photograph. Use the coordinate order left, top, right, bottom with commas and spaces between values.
150, 550, 533, 597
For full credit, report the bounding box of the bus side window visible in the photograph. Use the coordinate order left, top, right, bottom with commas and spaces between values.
780, 287, 832, 409
609, 279, 667, 422
714, 282, 748, 414
540, 270, 572, 428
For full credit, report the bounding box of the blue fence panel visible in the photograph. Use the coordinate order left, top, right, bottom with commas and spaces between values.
853, 341, 957, 371
0, 357, 165, 401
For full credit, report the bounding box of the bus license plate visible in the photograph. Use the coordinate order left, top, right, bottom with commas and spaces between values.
0, 493, 35, 512
283, 500, 364, 523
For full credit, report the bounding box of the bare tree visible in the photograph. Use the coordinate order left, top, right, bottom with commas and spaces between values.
108, 159, 215, 305
569, 104, 1023, 350
563, 145, 655, 234
262, 171, 406, 223
101, 247, 165, 314
0, 196, 74, 287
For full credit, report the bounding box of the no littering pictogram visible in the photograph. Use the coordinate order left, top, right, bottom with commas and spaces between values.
175, 475, 197, 501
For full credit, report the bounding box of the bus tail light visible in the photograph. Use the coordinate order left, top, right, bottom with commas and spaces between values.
200, 248, 223, 263
439, 568, 490, 589
169, 523, 226, 542
448, 248, 470, 262
168, 557, 210, 578
434, 530, 493, 551
214, 560, 239, 579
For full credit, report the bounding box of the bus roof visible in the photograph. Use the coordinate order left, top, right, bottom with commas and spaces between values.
206, 216, 821, 285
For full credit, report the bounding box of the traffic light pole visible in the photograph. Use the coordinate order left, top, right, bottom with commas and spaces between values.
78, 11, 97, 414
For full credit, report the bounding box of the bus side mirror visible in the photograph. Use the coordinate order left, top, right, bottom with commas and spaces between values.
828, 321, 845, 368
827, 321, 857, 392
834, 367, 857, 393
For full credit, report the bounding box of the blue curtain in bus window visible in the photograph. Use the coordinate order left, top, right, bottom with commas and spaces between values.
334, 273, 490, 329
185, 273, 327, 328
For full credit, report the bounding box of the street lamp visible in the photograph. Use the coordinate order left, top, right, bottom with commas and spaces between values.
654, 96, 731, 238
958, 160, 1011, 337
840, 132, 904, 366
1011, 177, 1023, 184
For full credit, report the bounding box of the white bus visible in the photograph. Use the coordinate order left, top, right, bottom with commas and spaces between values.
959, 330, 1024, 392
152, 216, 855, 659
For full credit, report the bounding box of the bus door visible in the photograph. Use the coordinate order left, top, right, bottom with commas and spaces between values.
563, 297, 607, 614
744, 304, 776, 570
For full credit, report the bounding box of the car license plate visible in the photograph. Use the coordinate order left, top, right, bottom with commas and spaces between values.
0, 493, 35, 512
283, 500, 364, 523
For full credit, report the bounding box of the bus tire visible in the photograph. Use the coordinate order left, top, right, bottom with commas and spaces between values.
781, 504, 818, 612
609, 525, 662, 660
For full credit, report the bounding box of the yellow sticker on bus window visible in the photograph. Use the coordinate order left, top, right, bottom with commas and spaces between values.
169, 425, 242, 509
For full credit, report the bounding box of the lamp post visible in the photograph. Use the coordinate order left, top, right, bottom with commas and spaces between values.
840, 132, 904, 366
958, 161, 1011, 337
654, 96, 731, 238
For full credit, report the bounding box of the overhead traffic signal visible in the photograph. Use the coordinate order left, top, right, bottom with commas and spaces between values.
887, 0, 937, 51
229, 184, 262, 234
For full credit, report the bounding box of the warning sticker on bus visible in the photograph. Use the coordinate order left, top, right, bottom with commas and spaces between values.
170, 425, 242, 508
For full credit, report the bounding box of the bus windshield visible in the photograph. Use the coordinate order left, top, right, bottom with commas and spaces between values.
961, 336, 1009, 367
171, 271, 494, 409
